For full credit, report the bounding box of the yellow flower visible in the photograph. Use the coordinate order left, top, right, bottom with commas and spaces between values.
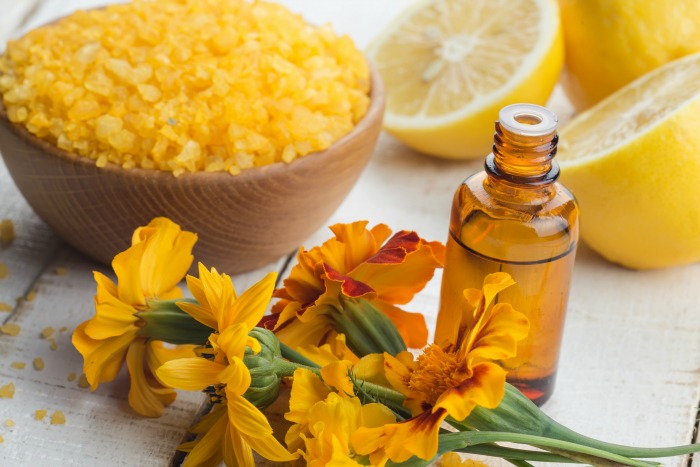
440, 452, 490, 467
351, 273, 529, 463
157, 267, 296, 466
266, 221, 444, 351
72, 217, 197, 417
285, 367, 395, 466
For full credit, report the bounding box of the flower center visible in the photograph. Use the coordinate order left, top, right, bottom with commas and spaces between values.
406, 345, 470, 406
204, 383, 227, 404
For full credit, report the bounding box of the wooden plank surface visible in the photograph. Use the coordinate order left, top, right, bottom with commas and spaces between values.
0, 1, 699, 466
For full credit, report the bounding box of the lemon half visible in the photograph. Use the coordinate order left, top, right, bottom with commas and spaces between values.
366, 0, 563, 159
558, 53, 700, 269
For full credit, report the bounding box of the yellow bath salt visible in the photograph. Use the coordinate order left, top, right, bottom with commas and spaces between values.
4, 419, 15, 428
50, 411, 65, 425
77, 374, 90, 388
0, 302, 11, 312
40, 326, 55, 339
0, 262, 8, 279
0, 219, 14, 245
33, 358, 45, 371
67, 372, 76, 382
54, 267, 68, 276
59, 326, 67, 333
0, 0, 370, 176
0, 382, 14, 398
0, 323, 20, 336
50, 340, 58, 351
10, 361, 25, 370
25, 289, 37, 301
35, 409, 47, 421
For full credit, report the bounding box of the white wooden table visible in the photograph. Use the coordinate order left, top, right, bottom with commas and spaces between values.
1, 1, 699, 465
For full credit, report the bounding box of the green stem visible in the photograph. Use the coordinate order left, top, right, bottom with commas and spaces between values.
137, 299, 213, 345
279, 342, 320, 368
272, 357, 320, 378
469, 384, 700, 459
439, 432, 658, 467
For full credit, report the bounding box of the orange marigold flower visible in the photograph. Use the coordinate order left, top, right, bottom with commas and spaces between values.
266, 221, 444, 352
351, 273, 529, 463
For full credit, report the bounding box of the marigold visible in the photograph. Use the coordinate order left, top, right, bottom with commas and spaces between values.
266, 221, 444, 352
72, 217, 197, 417
351, 273, 529, 463
285, 367, 395, 466
157, 267, 295, 466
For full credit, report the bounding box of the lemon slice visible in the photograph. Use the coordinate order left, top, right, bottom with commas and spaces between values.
366, 0, 563, 159
557, 53, 700, 269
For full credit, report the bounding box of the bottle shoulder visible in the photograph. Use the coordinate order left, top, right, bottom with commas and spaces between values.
450, 171, 579, 262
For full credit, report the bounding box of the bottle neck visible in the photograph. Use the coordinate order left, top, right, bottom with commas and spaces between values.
486, 120, 560, 188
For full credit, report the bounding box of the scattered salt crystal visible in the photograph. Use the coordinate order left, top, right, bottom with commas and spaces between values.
0, 383, 15, 398
50, 411, 65, 425
0, 219, 14, 245
0, 302, 11, 312
59, 326, 68, 334
25, 290, 37, 301
33, 358, 45, 371
67, 372, 76, 382
35, 410, 47, 421
54, 267, 68, 276
77, 374, 90, 388
50, 341, 58, 351
41, 327, 55, 339
10, 362, 25, 370
0, 263, 8, 280
0, 323, 20, 336
4, 419, 15, 428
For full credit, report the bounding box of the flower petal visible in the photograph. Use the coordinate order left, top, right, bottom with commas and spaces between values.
112, 241, 147, 306
434, 362, 506, 420
351, 408, 448, 463
85, 272, 139, 339
224, 272, 276, 330
373, 301, 428, 349
351, 233, 443, 305
156, 357, 228, 390
329, 221, 384, 268
126, 339, 176, 417
320, 360, 355, 397
72, 322, 136, 389
182, 406, 227, 467
286, 368, 332, 425
223, 422, 255, 467
137, 217, 196, 299
469, 303, 529, 362
176, 301, 218, 330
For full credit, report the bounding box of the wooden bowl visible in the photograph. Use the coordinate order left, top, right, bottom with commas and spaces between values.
0, 68, 384, 275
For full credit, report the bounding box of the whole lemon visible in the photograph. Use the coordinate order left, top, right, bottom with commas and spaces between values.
559, 0, 700, 111
557, 53, 700, 270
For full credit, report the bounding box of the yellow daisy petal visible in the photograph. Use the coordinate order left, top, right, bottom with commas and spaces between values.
224, 272, 277, 330
224, 422, 255, 467
126, 339, 176, 417
285, 368, 332, 425
72, 322, 137, 389
156, 357, 228, 391
112, 241, 147, 306
182, 405, 227, 467
177, 301, 218, 330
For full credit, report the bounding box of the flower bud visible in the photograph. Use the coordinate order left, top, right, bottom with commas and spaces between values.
243, 328, 282, 409
332, 298, 407, 357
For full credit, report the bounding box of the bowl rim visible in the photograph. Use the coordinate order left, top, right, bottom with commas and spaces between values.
0, 61, 384, 182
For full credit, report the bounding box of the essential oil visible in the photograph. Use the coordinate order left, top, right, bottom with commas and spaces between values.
436, 103, 579, 405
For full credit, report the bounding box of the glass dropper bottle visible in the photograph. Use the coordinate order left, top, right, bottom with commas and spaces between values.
436, 103, 579, 405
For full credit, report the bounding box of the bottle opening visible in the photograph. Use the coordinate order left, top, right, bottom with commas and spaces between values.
499, 103, 557, 136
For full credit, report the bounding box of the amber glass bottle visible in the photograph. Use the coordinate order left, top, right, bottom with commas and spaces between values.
436, 103, 579, 406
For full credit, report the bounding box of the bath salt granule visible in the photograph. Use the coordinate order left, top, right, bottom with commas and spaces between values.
0, 0, 371, 176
